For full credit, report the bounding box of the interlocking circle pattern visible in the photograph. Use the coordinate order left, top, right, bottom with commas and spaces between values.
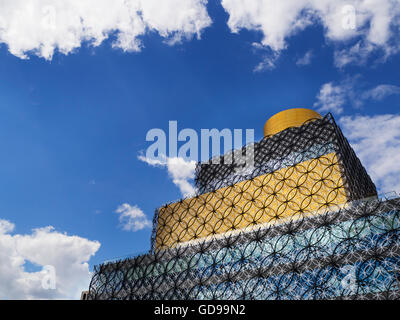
86, 113, 397, 300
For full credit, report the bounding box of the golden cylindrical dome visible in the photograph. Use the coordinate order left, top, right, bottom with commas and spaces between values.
263, 108, 322, 137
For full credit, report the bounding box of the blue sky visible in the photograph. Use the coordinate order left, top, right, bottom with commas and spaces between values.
0, 0, 400, 299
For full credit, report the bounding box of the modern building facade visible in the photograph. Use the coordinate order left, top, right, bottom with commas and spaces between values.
86, 108, 400, 300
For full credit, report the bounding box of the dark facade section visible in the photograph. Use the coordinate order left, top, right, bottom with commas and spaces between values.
330, 115, 377, 201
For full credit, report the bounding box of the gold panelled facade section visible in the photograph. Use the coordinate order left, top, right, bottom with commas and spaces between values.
155, 152, 349, 249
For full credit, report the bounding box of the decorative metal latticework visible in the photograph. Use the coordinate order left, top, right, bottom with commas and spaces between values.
88, 198, 400, 300
86, 112, 400, 300
194, 113, 375, 199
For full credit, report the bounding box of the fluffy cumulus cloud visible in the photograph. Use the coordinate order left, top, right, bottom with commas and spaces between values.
340, 114, 400, 194
138, 154, 196, 197
0, 0, 211, 60
115, 203, 152, 232
221, 0, 400, 69
314, 77, 400, 114
0, 219, 100, 299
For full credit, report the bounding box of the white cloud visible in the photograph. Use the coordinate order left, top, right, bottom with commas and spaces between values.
138, 155, 196, 197
115, 203, 152, 232
340, 114, 400, 194
253, 48, 280, 71
0, 219, 15, 233
166, 157, 197, 196
0, 0, 211, 60
314, 78, 400, 114
0, 219, 100, 299
362, 84, 400, 101
314, 80, 352, 114
333, 41, 375, 68
221, 0, 400, 68
296, 50, 313, 66
222, 0, 314, 52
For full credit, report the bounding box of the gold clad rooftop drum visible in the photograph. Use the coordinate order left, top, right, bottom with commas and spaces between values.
263, 108, 322, 137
